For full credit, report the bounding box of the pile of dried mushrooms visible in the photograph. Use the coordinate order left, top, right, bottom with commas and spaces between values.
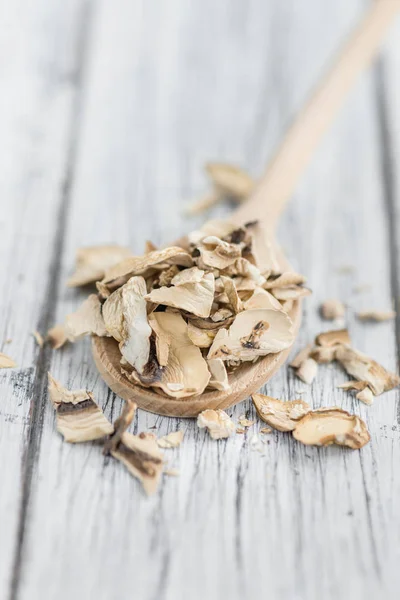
57, 220, 310, 398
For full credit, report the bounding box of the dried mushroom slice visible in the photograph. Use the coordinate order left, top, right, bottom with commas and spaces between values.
65, 294, 108, 341
292, 408, 370, 449
337, 380, 369, 392
320, 299, 345, 320
207, 358, 230, 392
357, 310, 396, 322
243, 288, 282, 311
211, 307, 234, 322
146, 272, 215, 318
67, 244, 132, 287
222, 258, 266, 285
270, 286, 311, 301
187, 322, 216, 348
171, 266, 205, 286
356, 387, 374, 406
290, 343, 313, 368
208, 308, 294, 362
158, 265, 180, 287
245, 221, 280, 273
188, 220, 237, 246
197, 236, 242, 270
101, 246, 193, 290
310, 345, 337, 364
296, 358, 318, 384
315, 328, 350, 347
264, 272, 307, 289
148, 312, 210, 398
48, 373, 113, 443
197, 409, 235, 439
148, 313, 170, 366
0, 352, 16, 368
252, 394, 310, 432
157, 431, 184, 449
47, 324, 68, 349
337, 380, 375, 405
220, 276, 242, 314
206, 162, 254, 199
335, 345, 400, 395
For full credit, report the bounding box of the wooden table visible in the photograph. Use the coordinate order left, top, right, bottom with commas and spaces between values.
1, 1, 400, 598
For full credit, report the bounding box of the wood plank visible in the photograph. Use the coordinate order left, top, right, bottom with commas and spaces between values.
12, 1, 400, 599
0, 0, 88, 595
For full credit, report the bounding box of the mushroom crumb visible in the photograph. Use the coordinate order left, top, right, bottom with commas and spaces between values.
320, 299, 345, 320
357, 310, 396, 322
47, 324, 68, 349
0, 352, 17, 369
197, 409, 236, 439
157, 431, 184, 449
48, 373, 113, 443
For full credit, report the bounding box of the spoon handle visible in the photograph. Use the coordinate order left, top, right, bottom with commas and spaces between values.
232, 0, 399, 231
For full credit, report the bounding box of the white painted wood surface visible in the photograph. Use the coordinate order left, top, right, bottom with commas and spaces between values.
1, 1, 399, 599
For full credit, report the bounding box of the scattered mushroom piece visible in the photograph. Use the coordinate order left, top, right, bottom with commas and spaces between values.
47, 324, 68, 349
337, 380, 369, 392
260, 427, 273, 434
197, 409, 236, 439
148, 312, 210, 398
48, 373, 113, 443
290, 343, 313, 368
104, 404, 164, 496
146, 272, 215, 318
65, 294, 108, 341
335, 345, 400, 395
270, 286, 312, 301
67, 244, 132, 287
310, 345, 337, 364
157, 431, 184, 449
315, 328, 351, 347
208, 308, 294, 362
164, 467, 180, 477
0, 352, 16, 369
252, 394, 311, 432
296, 358, 318, 384
320, 299, 345, 320
357, 310, 396, 322
356, 387, 374, 406
292, 407, 370, 449
337, 380, 374, 405
207, 358, 231, 392
188, 219, 237, 246
264, 272, 307, 289
238, 415, 256, 427
32, 331, 44, 348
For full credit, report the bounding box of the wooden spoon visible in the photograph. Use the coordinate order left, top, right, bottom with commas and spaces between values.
93, 0, 399, 417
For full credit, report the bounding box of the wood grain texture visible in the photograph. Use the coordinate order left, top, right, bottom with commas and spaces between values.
1, 1, 400, 599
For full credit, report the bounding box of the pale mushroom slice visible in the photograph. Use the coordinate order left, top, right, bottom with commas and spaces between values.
292, 408, 370, 449
187, 322, 216, 348
157, 431, 184, 449
357, 310, 396, 322
220, 275, 243, 314
337, 381, 374, 406
188, 220, 237, 246
245, 221, 280, 273
264, 272, 307, 289
197, 409, 235, 439
101, 246, 193, 290
270, 286, 312, 301
320, 299, 345, 320
196, 236, 243, 270
48, 373, 113, 443
310, 345, 337, 364
243, 287, 282, 311
211, 307, 234, 323
222, 258, 266, 286
296, 358, 318, 384
67, 244, 132, 287
356, 387, 374, 406
158, 265, 180, 287
146, 272, 215, 318
207, 358, 231, 392
148, 312, 210, 398
65, 294, 108, 341
148, 313, 171, 366
335, 345, 400, 395
208, 308, 294, 362
171, 267, 205, 286
0, 352, 16, 368
290, 343, 314, 368
47, 324, 68, 349
252, 394, 311, 432
103, 276, 151, 374
104, 402, 164, 496
315, 328, 351, 347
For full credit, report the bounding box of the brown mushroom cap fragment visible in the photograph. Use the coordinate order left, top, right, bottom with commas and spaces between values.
157, 431, 184, 449
320, 299, 345, 320
208, 308, 294, 362
357, 310, 396, 322
207, 358, 231, 392
47, 324, 69, 349
149, 312, 210, 398
335, 345, 400, 395
197, 409, 236, 439
252, 394, 311, 432
101, 246, 193, 290
103, 276, 151, 374
315, 328, 351, 347
67, 244, 132, 287
292, 408, 370, 449
65, 294, 108, 341
48, 373, 113, 443
0, 352, 17, 369
146, 272, 215, 318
